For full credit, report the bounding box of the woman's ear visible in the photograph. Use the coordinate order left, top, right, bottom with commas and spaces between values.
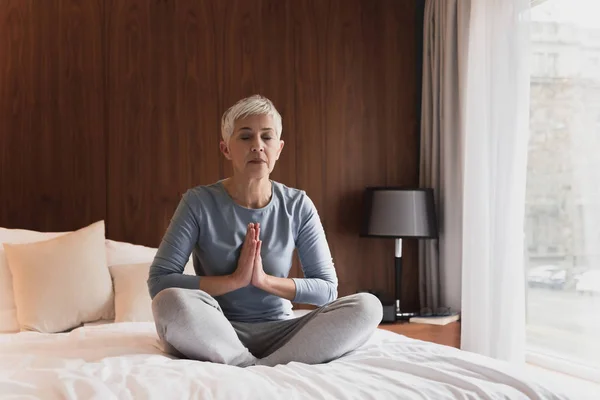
219, 140, 232, 160
277, 140, 285, 160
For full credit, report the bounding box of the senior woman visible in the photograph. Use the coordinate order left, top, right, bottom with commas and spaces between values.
148, 95, 382, 367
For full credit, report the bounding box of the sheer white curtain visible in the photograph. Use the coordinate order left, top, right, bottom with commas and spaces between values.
420, 0, 531, 363
460, 0, 531, 363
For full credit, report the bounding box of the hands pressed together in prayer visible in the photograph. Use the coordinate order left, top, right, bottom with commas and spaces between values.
230, 223, 297, 300
231, 223, 267, 289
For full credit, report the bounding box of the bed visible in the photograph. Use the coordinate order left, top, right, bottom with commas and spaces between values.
0, 319, 581, 399
0, 223, 587, 399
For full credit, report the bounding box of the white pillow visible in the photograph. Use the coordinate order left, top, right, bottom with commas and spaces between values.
4, 221, 114, 333
110, 257, 198, 323
0, 228, 68, 332
106, 239, 196, 274
110, 262, 154, 322
106, 239, 159, 266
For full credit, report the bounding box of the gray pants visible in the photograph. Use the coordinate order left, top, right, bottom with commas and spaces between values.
151, 288, 383, 367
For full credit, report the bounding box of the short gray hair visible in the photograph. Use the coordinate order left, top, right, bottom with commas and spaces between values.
221, 95, 283, 143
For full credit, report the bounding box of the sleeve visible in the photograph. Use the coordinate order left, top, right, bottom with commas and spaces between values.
147, 192, 201, 299
291, 193, 338, 306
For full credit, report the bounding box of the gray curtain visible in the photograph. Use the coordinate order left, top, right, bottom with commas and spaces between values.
418, 0, 470, 311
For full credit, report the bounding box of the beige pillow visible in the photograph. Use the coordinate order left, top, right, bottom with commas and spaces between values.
4, 221, 114, 333
105, 239, 160, 267
0, 229, 68, 332
110, 259, 197, 322
110, 262, 153, 322
105, 239, 196, 275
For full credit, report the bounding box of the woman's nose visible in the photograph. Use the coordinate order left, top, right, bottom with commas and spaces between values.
251, 141, 264, 152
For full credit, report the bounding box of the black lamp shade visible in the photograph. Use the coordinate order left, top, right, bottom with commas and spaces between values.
360, 187, 438, 239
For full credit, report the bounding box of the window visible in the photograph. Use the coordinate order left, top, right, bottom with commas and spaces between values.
586, 56, 600, 79
525, 0, 600, 382
532, 52, 559, 77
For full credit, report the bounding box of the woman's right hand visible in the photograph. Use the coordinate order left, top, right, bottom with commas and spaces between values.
230, 223, 258, 288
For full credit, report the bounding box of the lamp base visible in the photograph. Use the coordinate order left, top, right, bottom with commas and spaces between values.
381, 303, 418, 322
381, 303, 396, 322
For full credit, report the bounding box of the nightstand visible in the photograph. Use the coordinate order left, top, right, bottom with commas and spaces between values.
378, 321, 461, 349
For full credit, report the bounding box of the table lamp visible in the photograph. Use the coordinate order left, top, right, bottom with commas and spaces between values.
360, 187, 438, 321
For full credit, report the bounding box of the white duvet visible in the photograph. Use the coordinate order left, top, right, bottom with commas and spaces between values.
0, 322, 588, 399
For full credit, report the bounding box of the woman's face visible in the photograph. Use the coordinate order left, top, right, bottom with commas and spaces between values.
220, 114, 285, 179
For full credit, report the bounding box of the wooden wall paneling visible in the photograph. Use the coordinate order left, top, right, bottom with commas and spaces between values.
53, 0, 106, 231
382, 0, 421, 311
321, 0, 368, 297
0, 0, 105, 233
106, 0, 154, 245
217, 0, 296, 189
217, 0, 259, 179
0, 1, 38, 230
106, 0, 221, 246
292, 0, 420, 306
256, 0, 296, 190
357, 0, 390, 301
173, 2, 222, 188
292, 0, 328, 218
291, 0, 330, 289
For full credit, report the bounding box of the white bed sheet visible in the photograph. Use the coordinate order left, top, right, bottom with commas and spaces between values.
0, 322, 588, 399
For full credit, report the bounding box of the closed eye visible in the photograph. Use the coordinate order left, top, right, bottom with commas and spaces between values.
237, 133, 273, 141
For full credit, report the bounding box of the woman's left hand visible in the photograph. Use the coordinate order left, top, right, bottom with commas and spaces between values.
249, 223, 297, 300
251, 224, 268, 289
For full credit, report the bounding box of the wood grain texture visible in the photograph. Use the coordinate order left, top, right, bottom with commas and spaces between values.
216, 0, 296, 188
106, 0, 223, 245
381, 0, 421, 309
0, 0, 105, 233
292, 0, 420, 308
1, 0, 421, 311
378, 322, 461, 349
